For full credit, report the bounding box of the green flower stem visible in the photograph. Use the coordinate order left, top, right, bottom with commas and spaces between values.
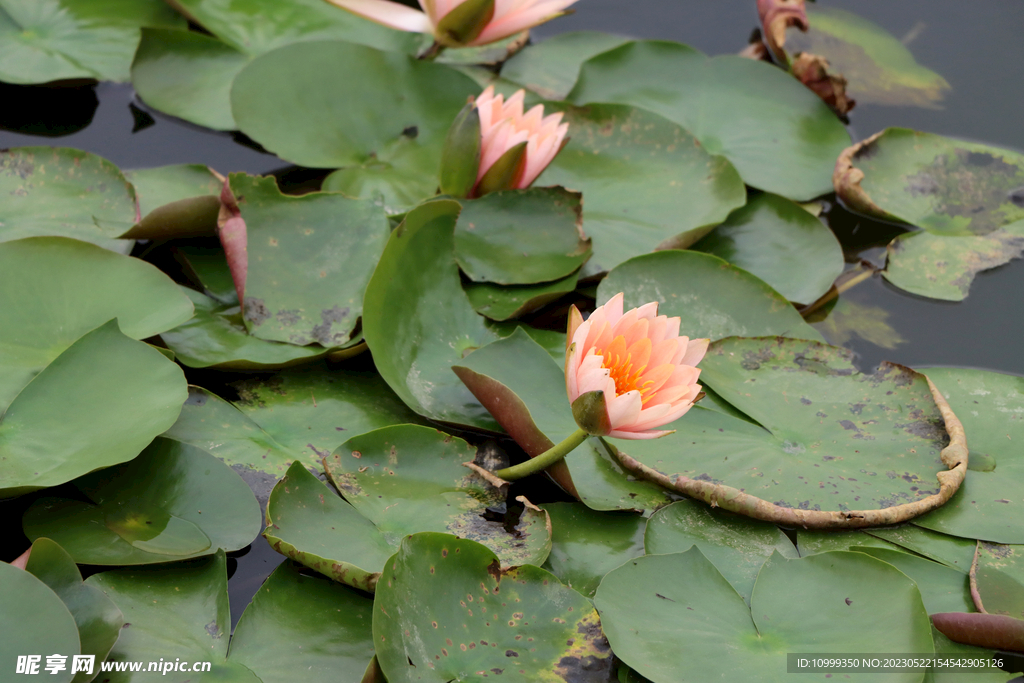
493, 428, 589, 481
418, 41, 446, 60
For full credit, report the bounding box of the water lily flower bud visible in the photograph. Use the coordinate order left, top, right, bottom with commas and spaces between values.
440, 86, 569, 197
323, 0, 579, 48
566, 293, 708, 439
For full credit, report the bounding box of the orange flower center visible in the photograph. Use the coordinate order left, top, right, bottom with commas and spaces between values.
599, 337, 655, 402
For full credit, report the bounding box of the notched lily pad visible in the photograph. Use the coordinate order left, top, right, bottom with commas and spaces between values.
613, 337, 968, 528
122, 164, 223, 240
373, 532, 613, 683
465, 270, 579, 321
324, 424, 552, 569
23, 439, 261, 565
501, 31, 632, 100
835, 128, 1024, 300
226, 173, 389, 347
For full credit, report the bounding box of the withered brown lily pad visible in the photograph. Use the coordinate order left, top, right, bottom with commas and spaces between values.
834, 128, 1024, 300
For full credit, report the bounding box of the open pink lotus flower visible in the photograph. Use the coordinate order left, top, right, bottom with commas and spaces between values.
474, 85, 569, 192
324, 0, 579, 47
566, 293, 708, 440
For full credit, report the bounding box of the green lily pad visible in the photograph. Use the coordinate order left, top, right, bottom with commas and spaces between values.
865, 526, 976, 572
24, 538, 124, 683
0, 561, 80, 683
0, 147, 137, 251
175, 245, 237, 304
465, 270, 579, 321
645, 499, 798, 603
0, 0, 183, 85
913, 368, 1024, 543
692, 192, 844, 304
373, 533, 613, 682
225, 560, 377, 683
597, 250, 824, 341
265, 462, 396, 592
852, 547, 973, 615
453, 328, 675, 511
231, 40, 478, 168
325, 425, 551, 567
786, 6, 950, 108
230, 364, 425, 461
228, 173, 389, 346
501, 31, 631, 100
121, 163, 222, 240
131, 0, 418, 130
928, 630, 1012, 683
836, 129, 1024, 300
1, 320, 187, 497
321, 138, 440, 215
0, 236, 192, 407
595, 548, 933, 683
362, 199, 502, 431
160, 287, 357, 369
796, 529, 902, 556
570, 40, 851, 201
976, 541, 1024, 619
540, 503, 645, 598
161, 386, 294, 504
614, 337, 961, 523
454, 187, 590, 285
87, 551, 377, 682
23, 438, 261, 565
536, 103, 746, 273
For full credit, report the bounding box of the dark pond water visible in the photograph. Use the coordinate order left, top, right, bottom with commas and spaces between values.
2, 0, 1023, 662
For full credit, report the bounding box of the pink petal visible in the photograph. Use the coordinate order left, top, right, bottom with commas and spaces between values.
681, 338, 710, 367
324, 0, 434, 32
607, 428, 674, 440
607, 390, 642, 429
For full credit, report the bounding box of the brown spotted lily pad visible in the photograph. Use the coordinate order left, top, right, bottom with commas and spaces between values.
373, 532, 613, 682
611, 337, 967, 529
265, 425, 551, 590
835, 128, 1024, 300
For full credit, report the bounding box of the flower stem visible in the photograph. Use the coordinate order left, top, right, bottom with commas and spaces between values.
493, 428, 589, 481
418, 41, 446, 60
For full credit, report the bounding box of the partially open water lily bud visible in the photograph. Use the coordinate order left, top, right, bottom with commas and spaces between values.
566, 293, 708, 440
323, 0, 579, 48
440, 86, 569, 197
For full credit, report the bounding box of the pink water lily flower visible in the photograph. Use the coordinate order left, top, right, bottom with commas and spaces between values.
324, 0, 579, 47
475, 85, 569, 191
566, 293, 708, 440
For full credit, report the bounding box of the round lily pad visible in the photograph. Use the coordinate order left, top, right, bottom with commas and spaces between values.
226, 173, 389, 347
23, 438, 261, 565
570, 40, 851, 201
454, 187, 590, 285
501, 31, 631, 100
913, 368, 1024, 543
231, 40, 478, 168
324, 424, 552, 568
595, 548, 933, 683
321, 140, 440, 216
464, 270, 579, 321
24, 538, 124, 682
865, 525, 976, 572
121, 163, 222, 240
373, 533, 613, 682
0, 0, 183, 85
0, 561, 80, 683
362, 199, 503, 431
692, 192, 844, 305
540, 503, 645, 598
613, 337, 967, 528
536, 102, 746, 273
597, 250, 824, 341
0, 320, 187, 497
0, 147, 137, 251
645, 499, 798, 603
